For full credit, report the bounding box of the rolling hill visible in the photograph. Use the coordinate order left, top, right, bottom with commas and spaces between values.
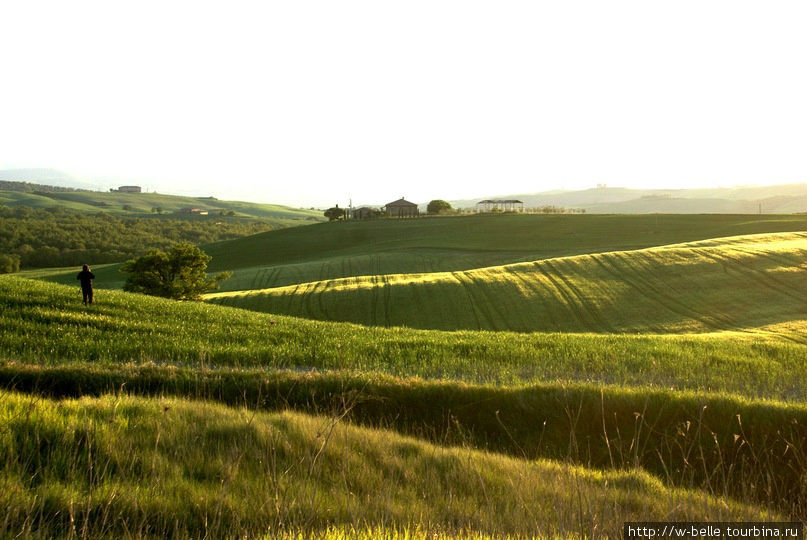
6, 210, 807, 533
207, 232, 807, 333
1, 275, 805, 528
201, 213, 807, 292
0, 188, 323, 222
26, 213, 807, 292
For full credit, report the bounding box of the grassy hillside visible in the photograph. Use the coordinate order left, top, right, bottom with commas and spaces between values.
5, 211, 807, 534
201, 213, 807, 292
0, 188, 323, 222
208, 232, 807, 333
24, 214, 807, 292
3, 276, 807, 397
0, 393, 776, 539
1, 276, 806, 523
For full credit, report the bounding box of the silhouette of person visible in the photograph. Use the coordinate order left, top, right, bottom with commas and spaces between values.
77, 264, 95, 305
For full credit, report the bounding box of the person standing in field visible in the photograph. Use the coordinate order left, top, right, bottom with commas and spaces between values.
77, 264, 95, 305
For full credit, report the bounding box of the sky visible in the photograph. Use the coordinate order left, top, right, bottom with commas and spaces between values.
1, 1, 806, 207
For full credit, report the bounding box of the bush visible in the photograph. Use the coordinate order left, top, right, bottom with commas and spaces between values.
0, 254, 20, 274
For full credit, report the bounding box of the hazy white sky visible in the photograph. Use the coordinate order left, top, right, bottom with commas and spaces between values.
1, 1, 806, 207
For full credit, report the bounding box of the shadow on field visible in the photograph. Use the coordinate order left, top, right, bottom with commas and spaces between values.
2, 363, 805, 520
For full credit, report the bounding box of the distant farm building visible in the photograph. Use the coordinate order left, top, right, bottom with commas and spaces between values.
117, 185, 142, 193
177, 207, 209, 216
384, 198, 419, 218
476, 199, 524, 212
351, 206, 379, 219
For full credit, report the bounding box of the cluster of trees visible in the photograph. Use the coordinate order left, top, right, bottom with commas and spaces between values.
324, 206, 346, 221
121, 242, 230, 300
524, 206, 586, 214
0, 205, 275, 270
426, 200, 452, 214
0, 180, 91, 193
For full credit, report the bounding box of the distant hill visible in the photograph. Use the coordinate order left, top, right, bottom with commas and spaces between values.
448, 183, 807, 213
0, 181, 324, 222
0, 179, 94, 193
0, 168, 101, 190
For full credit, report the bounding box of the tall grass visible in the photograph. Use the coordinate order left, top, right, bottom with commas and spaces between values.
0, 392, 779, 538
1, 364, 805, 519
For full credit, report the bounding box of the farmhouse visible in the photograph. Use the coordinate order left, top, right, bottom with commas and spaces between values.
177, 207, 209, 215
384, 198, 419, 218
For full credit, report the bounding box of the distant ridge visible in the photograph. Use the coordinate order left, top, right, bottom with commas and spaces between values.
0, 179, 324, 222
448, 183, 807, 214
0, 168, 103, 191
0, 179, 93, 194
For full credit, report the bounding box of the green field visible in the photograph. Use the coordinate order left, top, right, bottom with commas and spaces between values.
3, 212, 807, 537
200, 214, 807, 292
208, 232, 807, 333
26, 213, 807, 293
0, 276, 805, 532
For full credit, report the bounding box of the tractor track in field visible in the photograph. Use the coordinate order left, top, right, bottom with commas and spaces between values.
452, 272, 486, 330
504, 266, 563, 331
316, 280, 329, 320
265, 267, 280, 289
535, 261, 600, 331
695, 248, 804, 300
466, 272, 515, 331
623, 250, 738, 330
730, 246, 807, 288
541, 259, 616, 333
289, 284, 304, 319
382, 275, 391, 327
465, 272, 507, 330
591, 253, 729, 331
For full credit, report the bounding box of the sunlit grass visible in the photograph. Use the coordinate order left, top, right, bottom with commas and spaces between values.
0, 392, 779, 538
2, 275, 806, 399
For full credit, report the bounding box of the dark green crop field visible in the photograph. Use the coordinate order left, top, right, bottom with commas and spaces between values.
202, 213, 807, 290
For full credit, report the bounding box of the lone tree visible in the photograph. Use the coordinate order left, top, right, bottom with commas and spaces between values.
324, 205, 346, 221
427, 199, 452, 215
120, 242, 230, 300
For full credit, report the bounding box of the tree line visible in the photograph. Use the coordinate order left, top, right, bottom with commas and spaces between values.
0, 205, 274, 271
0, 180, 93, 193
